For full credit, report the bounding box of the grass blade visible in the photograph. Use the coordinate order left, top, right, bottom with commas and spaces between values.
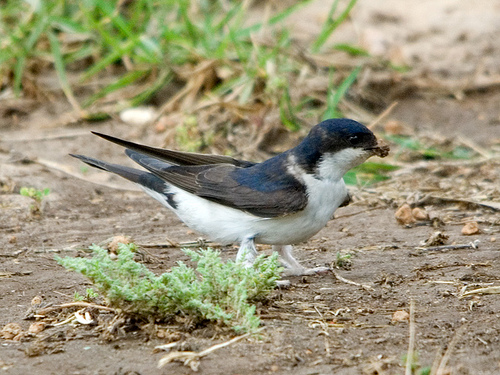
82, 69, 149, 107
128, 69, 173, 107
214, 2, 243, 31
179, 2, 199, 44
279, 87, 300, 131
47, 29, 82, 114
236, 0, 312, 38
312, 0, 358, 53
334, 43, 369, 56
12, 56, 27, 96
95, 1, 158, 62
323, 65, 361, 120
11, 14, 49, 95
81, 39, 135, 81
344, 162, 398, 186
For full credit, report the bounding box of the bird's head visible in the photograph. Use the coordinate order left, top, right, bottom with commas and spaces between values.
291, 118, 389, 180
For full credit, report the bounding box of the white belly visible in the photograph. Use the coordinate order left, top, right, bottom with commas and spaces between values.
143, 177, 347, 245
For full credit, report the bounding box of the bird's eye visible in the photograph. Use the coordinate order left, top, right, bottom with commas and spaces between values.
348, 135, 360, 145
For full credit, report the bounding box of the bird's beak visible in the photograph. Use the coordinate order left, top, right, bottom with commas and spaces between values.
365, 139, 390, 158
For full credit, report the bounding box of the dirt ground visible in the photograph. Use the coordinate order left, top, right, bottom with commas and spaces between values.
1, 1, 500, 374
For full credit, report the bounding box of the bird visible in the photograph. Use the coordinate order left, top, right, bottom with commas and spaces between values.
71, 118, 389, 276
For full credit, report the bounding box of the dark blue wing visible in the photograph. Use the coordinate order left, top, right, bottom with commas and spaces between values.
126, 150, 308, 218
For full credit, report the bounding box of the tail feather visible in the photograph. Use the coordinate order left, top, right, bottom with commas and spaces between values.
70, 154, 166, 193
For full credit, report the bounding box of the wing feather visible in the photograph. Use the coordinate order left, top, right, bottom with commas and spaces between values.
92, 132, 254, 167
126, 150, 307, 217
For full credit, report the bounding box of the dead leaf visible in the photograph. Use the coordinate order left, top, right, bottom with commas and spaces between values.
31, 296, 43, 306
421, 231, 449, 247
1, 323, 23, 340
108, 235, 133, 254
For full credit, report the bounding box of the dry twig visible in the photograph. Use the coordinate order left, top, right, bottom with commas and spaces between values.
158, 329, 263, 371
37, 302, 116, 316
331, 270, 374, 291
405, 299, 416, 375
367, 101, 399, 130
2, 130, 91, 142
415, 240, 480, 252
431, 325, 467, 375
461, 286, 500, 297
139, 239, 219, 249
0, 271, 32, 277
416, 195, 500, 212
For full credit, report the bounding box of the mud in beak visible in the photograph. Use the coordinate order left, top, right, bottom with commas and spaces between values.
365, 139, 390, 158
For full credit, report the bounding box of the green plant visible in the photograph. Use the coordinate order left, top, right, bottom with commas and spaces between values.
386, 135, 476, 160
322, 66, 362, 120
174, 115, 205, 152
74, 288, 99, 302
311, 0, 359, 53
19, 186, 50, 214
344, 162, 399, 186
332, 251, 352, 270
20, 186, 50, 201
56, 243, 282, 333
401, 351, 431, 375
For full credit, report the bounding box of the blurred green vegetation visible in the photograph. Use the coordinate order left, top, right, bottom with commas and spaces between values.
386, 135, 476, 160
2, 0, 427, 185
0, 0, 361, 122
343, 161, 399, 186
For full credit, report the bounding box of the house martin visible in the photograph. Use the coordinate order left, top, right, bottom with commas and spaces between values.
71, 118, 389, 276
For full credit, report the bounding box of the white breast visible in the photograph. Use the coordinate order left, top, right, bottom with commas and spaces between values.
141, 176, 347, 246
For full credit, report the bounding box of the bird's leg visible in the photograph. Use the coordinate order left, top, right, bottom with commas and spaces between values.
236, 236, 259, 267
273, 245, 331, 276
274, 245, 304, 272
235, 238, 291, 288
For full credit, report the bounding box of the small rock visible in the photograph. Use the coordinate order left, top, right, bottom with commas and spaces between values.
412, 207, 429, 221
395, 203, 416, 225
119, 106, 156, 126
28, 322, 46, 334
462, 222, 481, 235
1, 323, 23, 340
392, 310, 410, 323
107, 235, 132, 254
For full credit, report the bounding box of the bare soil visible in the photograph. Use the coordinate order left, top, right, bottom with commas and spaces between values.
1, 1, 500, 374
